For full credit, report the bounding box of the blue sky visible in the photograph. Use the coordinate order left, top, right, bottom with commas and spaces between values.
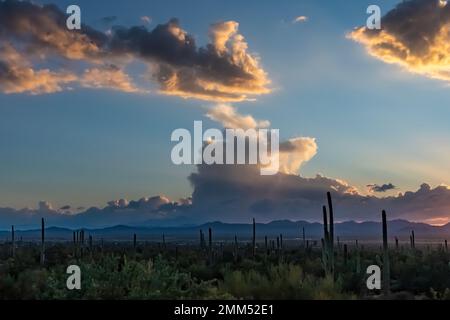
2, 0, 450, 212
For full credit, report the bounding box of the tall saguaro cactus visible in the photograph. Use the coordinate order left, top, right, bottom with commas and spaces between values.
321, 192, 335, 278
40, 218, 45, 266
382, 210, 390, 295
252, 218, 256, 257
264, 236, 268, 254
327, 192, 335, 277
11, 225, 15, 258
234, 235, 238, 262
208, 227, 212, 264
302, 227, 306, 249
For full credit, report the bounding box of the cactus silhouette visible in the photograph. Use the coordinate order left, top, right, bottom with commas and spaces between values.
208, 227, 212, 264
252, 218, 256, 257
302, 227, 306, 249
321, 192, 335, 278
11, 225, 15, 258
264, 235, 268, 254
234, 235, 238, 262
40, 218, 45, 266
327, 191, 335, 278
343, 244, 348, 266
382, 210, 390, 295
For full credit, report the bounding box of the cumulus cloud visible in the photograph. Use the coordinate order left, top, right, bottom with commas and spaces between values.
367, 183, 396, 193
188, 156, 450, 223
118, 19, 271, 101
349, 0, 450, 83
0, 1, 270, 101
279, 137, 317, 174
293, 16, 308, 24
206, 104, 270, 129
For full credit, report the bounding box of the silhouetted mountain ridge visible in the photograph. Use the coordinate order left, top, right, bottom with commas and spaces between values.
1, 219, 449, 241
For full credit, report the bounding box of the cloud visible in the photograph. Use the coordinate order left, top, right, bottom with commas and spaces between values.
38, 201, 53, 212
293, 16, 308, 24
349, 0, 450, 83
367, 183, 396, 193
81, 65, 142, 93
1, 177, 450, 228
206, 104, 270, 129
112, 19, 271, 101
0, 44, 77, 94
188, 155, 450, 223
0, 1, 270, 101
279, 137, 318, 174
0, 195, 191, 229
140, 16, 152, 25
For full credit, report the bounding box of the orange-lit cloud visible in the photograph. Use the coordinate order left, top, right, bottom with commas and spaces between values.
0, 2, 270, 102
0, 44, 77, 94
152, 20, 271, 102
349, 0, 450, 83
206, 104, 270, 129
278, 137, 318, 175
81, 66, 142, 93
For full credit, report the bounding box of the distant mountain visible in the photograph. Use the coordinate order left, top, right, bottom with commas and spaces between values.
1, 219, 449, 241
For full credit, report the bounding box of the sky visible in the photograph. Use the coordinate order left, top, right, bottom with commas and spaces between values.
2, 0, 450, 227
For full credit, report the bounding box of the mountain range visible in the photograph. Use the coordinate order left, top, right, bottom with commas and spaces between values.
1, 219, 449, 242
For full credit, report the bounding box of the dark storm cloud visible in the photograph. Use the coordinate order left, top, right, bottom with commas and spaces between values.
187, 159, 450, 223
349, 0, 450, 82
367, 183, 396, 193
0, 1, 270, 100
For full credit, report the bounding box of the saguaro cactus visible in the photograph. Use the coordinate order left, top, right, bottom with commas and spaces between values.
208, 227, 212, 264
395, 237, 399, 250
327, 192, 335, 276
264, 235, 268, 254
11, 225, 15, 258
445, 239, 448, 252
321, 192, 335, 278
343, 244, 348, 266
133, 233, 137, 249
382, 210, 390, 295
40, 218, 45, 266
252, 218, 256, 257
355, 240, 361, 274
302, 227, 306, 249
